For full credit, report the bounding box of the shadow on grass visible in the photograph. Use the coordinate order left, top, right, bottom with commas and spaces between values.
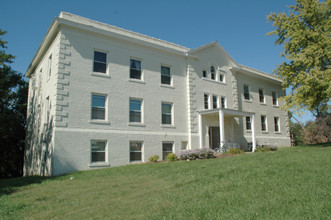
297, 142, 331, 148
0, 176, 51, 196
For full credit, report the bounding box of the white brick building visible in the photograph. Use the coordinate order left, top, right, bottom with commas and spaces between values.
24, 12, 291, 176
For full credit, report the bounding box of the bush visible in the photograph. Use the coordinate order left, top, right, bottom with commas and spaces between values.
178, 148, 216, 160
225, 148, 245, 155
148, 155, 159, 162
254, 146, 278, 153
166, 153, 177, 162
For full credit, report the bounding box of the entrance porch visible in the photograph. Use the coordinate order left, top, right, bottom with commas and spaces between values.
198, 108, 256, 152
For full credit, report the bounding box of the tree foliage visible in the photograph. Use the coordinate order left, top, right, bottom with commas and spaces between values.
0, 29, 28, 178
267, 0, 331, 117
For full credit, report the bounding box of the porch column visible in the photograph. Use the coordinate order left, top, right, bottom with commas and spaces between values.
219, 110, 225, 148
198, 113, 203, 149
251, 114, 256, 152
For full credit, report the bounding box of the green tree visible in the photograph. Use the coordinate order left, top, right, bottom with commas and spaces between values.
0, 29, 28, 178
267, 0, 331, 117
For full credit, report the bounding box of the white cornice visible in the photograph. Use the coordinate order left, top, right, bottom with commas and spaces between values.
230, 66, 282, 84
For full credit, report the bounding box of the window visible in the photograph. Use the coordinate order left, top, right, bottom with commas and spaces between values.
261, 115, 267, 132
203, 70, 207, 78
181, 141, 188, 150
204, 94, 209, 109
48, 54, 52, 77
272, 92, 278, 106
161, 66, 171, 85
93, 51, 107, 73
274, 117, 280, 132
92, 94, 106, 120
246, 116, 251, 130
210, 66, 215, 80
219, 74, 225, 82
130, 141, 142, 162
130, 59, 142, 80
129, 99, 142, 123
162, 142, 173, 160
91, 140, 106, 163
221, 96, 226, 108
259, 89, 265, 103
244, 85, 250, 100
212, 95, 218, 109
162, 102, 172, 125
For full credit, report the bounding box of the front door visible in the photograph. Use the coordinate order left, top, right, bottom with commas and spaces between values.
209, 127, 220, 149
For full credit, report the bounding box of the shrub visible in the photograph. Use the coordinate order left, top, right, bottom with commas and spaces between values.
166, 153, 177, 162
178, 148, 216, 160
225, 148, 245, 155
148, 155, 159, 162
254, 145, 278, 153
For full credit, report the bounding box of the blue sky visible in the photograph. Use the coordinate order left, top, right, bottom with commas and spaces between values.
1, 0, 314, 123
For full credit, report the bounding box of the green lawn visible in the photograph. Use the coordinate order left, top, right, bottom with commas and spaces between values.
1, 144, 330, 219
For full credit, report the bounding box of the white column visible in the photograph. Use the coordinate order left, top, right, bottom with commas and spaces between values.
219, 110, 225, 148
251, 114, 256, 152
198, 113, 203, 149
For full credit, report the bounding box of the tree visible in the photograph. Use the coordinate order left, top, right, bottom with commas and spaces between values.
0, 29, 28, 178
267, 0, 331, 118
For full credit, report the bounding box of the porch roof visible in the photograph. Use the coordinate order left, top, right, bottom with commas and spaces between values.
197, 108, 255, 117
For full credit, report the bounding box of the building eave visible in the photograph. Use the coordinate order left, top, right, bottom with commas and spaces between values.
230, 65, 282, 84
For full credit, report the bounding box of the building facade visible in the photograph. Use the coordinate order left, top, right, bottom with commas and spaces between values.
24, 12, 291, 176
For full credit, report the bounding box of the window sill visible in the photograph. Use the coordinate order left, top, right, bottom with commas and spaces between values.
160, 84, 175, 89
259, 103, 267, 106
275, 132, 282, 134
273, 105, 279, 108
128, 123, 146, 127
89, 120, 110, 125
244, 99, 253, 103
246, 130, 252, 133
89, 162, 110, 168
161, 124, 176, 129
261, 131, 269, 134
128, 79, 145, 84
202, 78, 226, 85
91, 72, 111, 79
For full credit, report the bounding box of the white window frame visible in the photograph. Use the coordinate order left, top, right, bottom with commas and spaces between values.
259, 88, 265, 104
129, 98, 143, 123
246, 116, 252, 131
272, 91, 278, 106
274, 117, 280, 132
161, 102, 173, 125
48, 54, 52, 77
130, 58, 143, 80
204, 93, 209, 109
162, 142, 173, 160
93, 50, 108, 74
221, 96, 226, 108
91, 93, 107, 121
212, 95, 218, 109
130, 141, 143, 162
202, 70, 208, 78
210, 66, 216, 80
261, 115, 267, 132
161, 65, 172, 85
244, 85, 250, 101
90, 140, 107, 163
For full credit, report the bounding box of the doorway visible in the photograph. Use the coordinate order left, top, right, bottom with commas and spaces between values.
209, 127, 220, 150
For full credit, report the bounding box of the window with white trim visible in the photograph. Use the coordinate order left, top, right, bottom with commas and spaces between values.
204, 94, 209, 109
129, 99, 142, 123
162, 102, 172, 125
91, 140, 106, 163
161, 66, 171, 85
162, 142, 173, 160
244, 85, 250, 100
210, 66, 215, 80
219, 73, 225, 82
221, 96, 226, 108
48, 54, 52, 77
246, 116, 251, 130
91, 94, 106, 120
274, 117, 280, 132
130, 141, 143, 162
272, 91, 278, 106
212, 95, 218, 109
130, 59, 142, 80
93, 51, 107, 73
203, 70, 207, 78
261, 115, 267, 132
259, 89, 265, 103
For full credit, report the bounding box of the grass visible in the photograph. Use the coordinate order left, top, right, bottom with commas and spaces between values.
1, 143, 330, 219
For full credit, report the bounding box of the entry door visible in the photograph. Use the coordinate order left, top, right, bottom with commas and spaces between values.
209, 127, 220, 149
